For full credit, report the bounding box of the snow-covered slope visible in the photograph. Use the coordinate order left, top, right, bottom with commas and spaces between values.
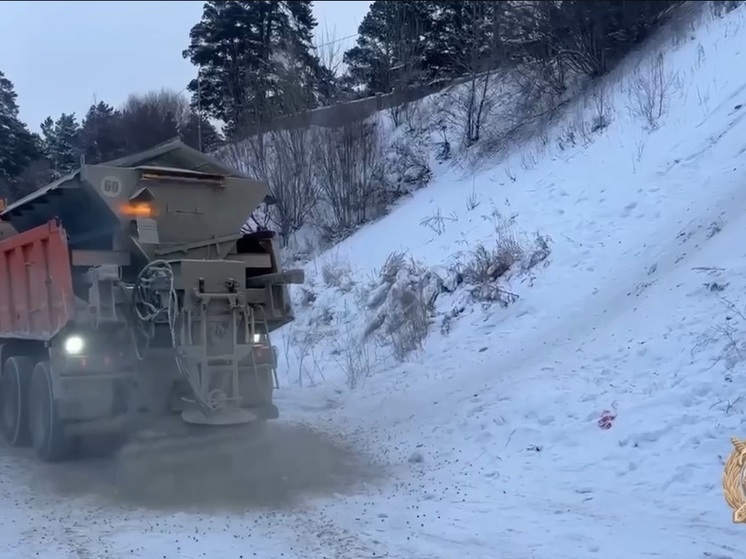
2, 4, 746, 559
274, 4, 746, 558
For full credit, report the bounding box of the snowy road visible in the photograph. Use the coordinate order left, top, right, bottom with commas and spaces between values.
0, 422, 391, 559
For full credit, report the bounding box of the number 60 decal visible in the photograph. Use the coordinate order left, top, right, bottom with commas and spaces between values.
100, 176, 122, 198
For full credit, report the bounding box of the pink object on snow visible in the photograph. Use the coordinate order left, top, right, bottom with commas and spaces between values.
597, 407, 617, 430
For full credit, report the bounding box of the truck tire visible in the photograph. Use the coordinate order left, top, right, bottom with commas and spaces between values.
28, 360, 72, 462
0, 355, 33, 447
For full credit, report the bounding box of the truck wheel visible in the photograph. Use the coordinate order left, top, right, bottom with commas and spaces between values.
0, 355, 33, 447
28, 360, 71, 462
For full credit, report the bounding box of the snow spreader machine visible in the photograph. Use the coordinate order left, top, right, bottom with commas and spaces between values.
0, 140, 303, 462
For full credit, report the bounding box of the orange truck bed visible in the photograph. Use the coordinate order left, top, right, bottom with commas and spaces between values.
0, 219, 74, 340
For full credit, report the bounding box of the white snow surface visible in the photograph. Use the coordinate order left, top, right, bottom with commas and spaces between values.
4, 5, 746, 559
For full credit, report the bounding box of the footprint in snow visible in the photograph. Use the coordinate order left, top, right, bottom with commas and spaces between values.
620, 201, 638, 218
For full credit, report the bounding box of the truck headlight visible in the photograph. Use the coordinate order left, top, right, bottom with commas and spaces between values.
64, 335, 85, 355
253, 333, 262, 343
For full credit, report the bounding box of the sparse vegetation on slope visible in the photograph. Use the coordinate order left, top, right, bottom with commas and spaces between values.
285, 203, 552, 389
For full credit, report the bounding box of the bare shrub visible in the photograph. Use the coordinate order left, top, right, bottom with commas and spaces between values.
466, 182, 480, 211
520, 149, 539, 171
330, 323, 377, 389
469, 67, 566, 164
267, 129, 317, 240
505, 165, 517, 182
388, 48, 428, 129
386, 130, 432, 193
377, 251, 408, 287
442, 1, 506, 146
631, 138, 646, 173
589, 83, 614, 132
363, 252, 440, 362
399, 98, 427, 134
459, 248, 520, 306
573, 108, 594, 146
319, 253, 355, 293
462, 73, 493, 146
314, 26, 345, 83
696, 84, 711, 117
441, 74, 496, 148
435, 127, 452, 162
224, 129, 317, 244
695, 43, 707, 71
626, 52, 681, 130
313, 119, 389, 241
692, 296, 746, 380
558, 113, 591, 151
455, 211, 551, 306
525, 232, 552, 271
449, 69, 556, 164
420, 208, 458, 236
559, 84, 615, 152
281, 326, 326, 387
556, 127, 575, 152
378, 281, 430, 361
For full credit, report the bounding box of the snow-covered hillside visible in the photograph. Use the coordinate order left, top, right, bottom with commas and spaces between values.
274, 2, 746, 557
2, 3, 746, 559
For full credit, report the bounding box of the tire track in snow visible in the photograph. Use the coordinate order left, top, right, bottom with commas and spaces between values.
284, 508, 390, 559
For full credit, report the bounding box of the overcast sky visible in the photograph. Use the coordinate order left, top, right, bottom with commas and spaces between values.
0, 0, 371, 131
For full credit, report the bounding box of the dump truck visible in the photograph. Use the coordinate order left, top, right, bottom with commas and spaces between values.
0, 139, 303, 462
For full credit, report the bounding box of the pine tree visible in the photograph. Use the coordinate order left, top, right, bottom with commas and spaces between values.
183, 0, 328, 137
40, 113, 82, 176
180, 111, 223, 153
0, 70, 42, 183
429, 2, 510, 79
343, 1, 438, 95
501, 1, 683, 79
80, 101, 127, 164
